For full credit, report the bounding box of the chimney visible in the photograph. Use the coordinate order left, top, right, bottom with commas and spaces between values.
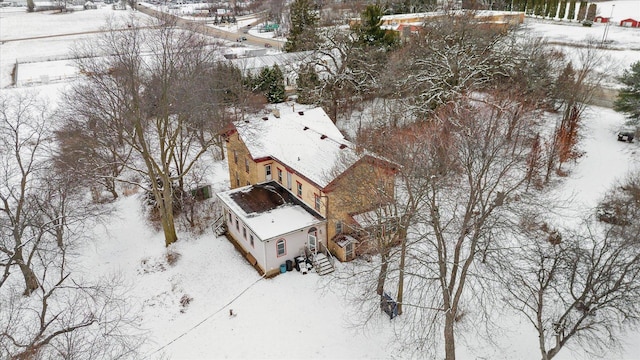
339, 144, 347, 149
320, 135, 327, 139
262, 116, 268, 121
272, 108, 280, 118
298, 111, 304, 116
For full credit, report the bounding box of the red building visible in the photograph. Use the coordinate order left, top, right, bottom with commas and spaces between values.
594, 16, 610, 23
620, 18, 640, 28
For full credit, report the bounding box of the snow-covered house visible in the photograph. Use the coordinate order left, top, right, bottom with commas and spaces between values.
218, 107, 397, 276
228, 51, 315, 96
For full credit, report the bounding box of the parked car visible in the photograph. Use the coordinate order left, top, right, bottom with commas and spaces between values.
264, 43, 272, 48
236, 36, 247, 42
617, 127, 636, 142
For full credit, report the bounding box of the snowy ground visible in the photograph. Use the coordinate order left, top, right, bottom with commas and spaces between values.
2, 1, 640, 359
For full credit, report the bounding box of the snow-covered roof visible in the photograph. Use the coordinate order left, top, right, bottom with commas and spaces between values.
229, 51, 314, 75
216, 181, 325, 241
234, 107, 360, 188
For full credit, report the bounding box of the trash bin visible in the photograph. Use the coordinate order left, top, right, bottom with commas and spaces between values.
286, 260, 293, 271
280, 263, 287, 273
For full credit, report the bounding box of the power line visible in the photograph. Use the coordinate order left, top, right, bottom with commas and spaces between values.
143, 274, 266, 359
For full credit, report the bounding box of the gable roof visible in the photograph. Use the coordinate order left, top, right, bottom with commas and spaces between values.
233, 107, 361, 188
217, 181, 325, 241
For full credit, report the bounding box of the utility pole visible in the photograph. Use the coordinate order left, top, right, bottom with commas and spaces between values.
601, 4, 615, 45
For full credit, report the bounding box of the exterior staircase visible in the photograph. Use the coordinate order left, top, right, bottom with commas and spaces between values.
213, 215, 227, 237
312, 253, 334, 276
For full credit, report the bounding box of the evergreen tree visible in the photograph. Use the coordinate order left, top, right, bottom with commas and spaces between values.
586, 3, 597, 21
354, 4, 399, 48
567, 0, 576, 20
558, 0, 567, 19
614, 61, 640, 124
534, 0, 544, 16
548, 0, 560, 19
577, 1, 587, 21
257, 65, 285, 104
284, 0, 319, 52
296, 63, 321, 105
268, 65, 286, 103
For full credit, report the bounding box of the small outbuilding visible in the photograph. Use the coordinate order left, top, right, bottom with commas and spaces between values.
594, 16, 610, 23
620, 18, 640, 28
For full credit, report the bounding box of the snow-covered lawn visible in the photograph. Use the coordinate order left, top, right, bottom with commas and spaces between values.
2, 2, 640, 359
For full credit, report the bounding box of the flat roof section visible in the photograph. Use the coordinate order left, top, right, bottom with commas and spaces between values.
217, 181, 325, 241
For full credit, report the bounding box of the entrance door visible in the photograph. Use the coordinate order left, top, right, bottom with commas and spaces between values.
308, 227, 317, 254
346, 242, 353, 259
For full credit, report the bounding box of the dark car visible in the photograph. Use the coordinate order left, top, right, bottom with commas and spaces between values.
264, 43, 272, 48
617, 127, 635, 142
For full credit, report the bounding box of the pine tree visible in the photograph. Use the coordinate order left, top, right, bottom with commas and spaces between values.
586, 3, 597, 21
614, 61, 640, 125
284, 0, 319, 52
567, 0, 576, 20
577, 1, 587, 21
354, 4, 399, 48
257, 66, 285, 104
548, 0, 560, 19
534, 0, 544, 16
267, 65, 285, 103
296, 63, 321, 105
558, 0, 567, 19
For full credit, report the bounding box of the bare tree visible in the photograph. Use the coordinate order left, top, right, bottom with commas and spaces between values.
66, 16, 223, 246
495, 212, 640, 360
0, 92, 48, 295
396, 95, 538, 359
396, 11, 514, 116
544, 40, 608, 182
311, 26, 389, 122
0, 92, 144, 359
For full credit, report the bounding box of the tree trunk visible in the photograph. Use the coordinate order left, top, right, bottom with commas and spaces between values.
160, 185, 178, 247
161, 213, 178, 247
444, 311, 456, 360
17, 256, 39, 295
376, 251, 388, 296
396, 229, 407, 315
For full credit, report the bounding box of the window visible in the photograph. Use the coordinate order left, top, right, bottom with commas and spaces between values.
277, 168, 283, 183
296, 181, 302, 197
233, 150, 238, 164
250, 234, 254, 248
245, 158, 250, 173
314, 194, 321, 212
235, 172, 240, 187
336, 221, 342, 234
265, 164, 272, 180
243, 226, 247, 239
276, 239, 286, 257
235, 217, 239, 231
287, 172, 292, 190
228, 210, 232, 223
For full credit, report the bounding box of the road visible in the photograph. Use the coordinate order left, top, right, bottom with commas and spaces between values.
134, 4, 284, 50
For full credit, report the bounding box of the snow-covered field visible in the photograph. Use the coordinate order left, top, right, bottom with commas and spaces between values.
1, 1, 640, 359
